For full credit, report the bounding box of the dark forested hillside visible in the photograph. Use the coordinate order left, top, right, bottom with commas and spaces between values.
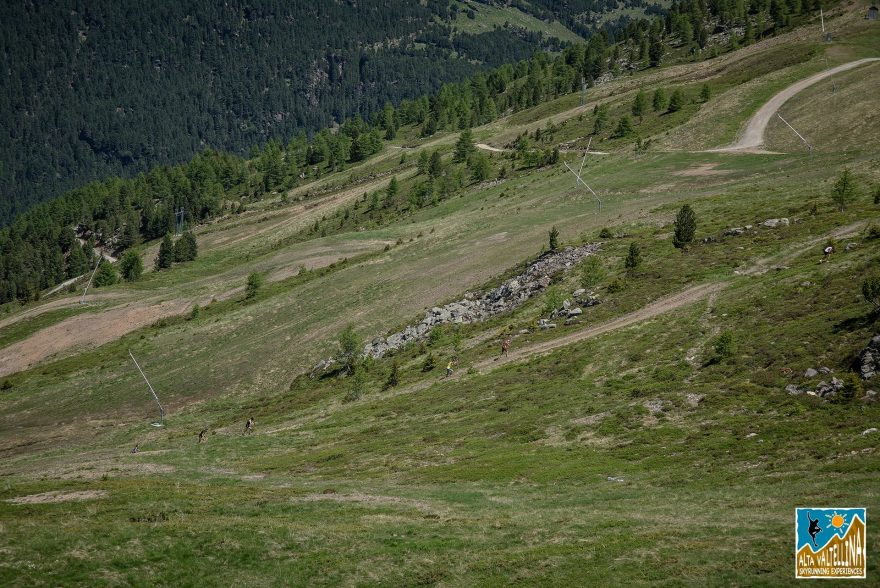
0, 0, 589, 225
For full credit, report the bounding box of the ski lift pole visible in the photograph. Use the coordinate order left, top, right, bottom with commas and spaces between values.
776, 113, 812, 155
80, 256, 102, 305
564, 161, 602, 212
129, 350, 166, 423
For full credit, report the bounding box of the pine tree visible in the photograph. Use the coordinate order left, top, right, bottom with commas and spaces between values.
652, 88, 666, 112
387, 176, 399, 199
624, 242, 642, 270
700, 84, 711, 102
428, 151, 443, 179
174, 231, 198, 262
548, 226, 560, 251
245, 272, 263, 299
667, 89, 684, 113
384, 360, 400, 389
92, 261, 118, 287
631, 89, 647, 122
156, 234, 175, 270
417, 151, 430, 175
673, 204, 697, 249
831, 168, 858, 211
453, 128, 476, 163
66, 242, 89, 278
613, 116, 634, 138
119, 250, 143, 281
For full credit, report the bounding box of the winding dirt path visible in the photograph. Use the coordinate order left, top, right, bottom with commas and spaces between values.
473, 282, 728, 372
713, 58, 880, 153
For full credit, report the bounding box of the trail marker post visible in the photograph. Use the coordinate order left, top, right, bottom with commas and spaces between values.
80, 256, 101, 305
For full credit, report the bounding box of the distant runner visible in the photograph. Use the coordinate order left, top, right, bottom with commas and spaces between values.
822, 245, 833, 262
445, 360, 454, 378
244, 418, 255, 434
501, 338, 511, 357
198, 429, 208, 444
130, 444, 140, 454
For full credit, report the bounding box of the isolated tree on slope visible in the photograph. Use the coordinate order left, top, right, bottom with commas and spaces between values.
625, 242, 642, 270
863, 276, 880, 312
93, 261, 118, 287
548, 226, 560, 252
673, 204, 697, 250
156, 234, 175, 270
667, 89, 684, 113
632, 89, 647, 123
831, 168, 858, 212
120, 250, 143, 281
337, 324, 362, 375
245, 272, 263, 299
174, 231, 198, 262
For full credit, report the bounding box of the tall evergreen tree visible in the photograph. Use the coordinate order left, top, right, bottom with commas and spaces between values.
673, 204, 697, 249
156, 234, 175, 270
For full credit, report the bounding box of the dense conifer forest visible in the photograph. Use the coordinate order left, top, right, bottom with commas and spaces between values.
0, 0, 820, 304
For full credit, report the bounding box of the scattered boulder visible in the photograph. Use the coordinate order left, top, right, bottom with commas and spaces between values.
865, 390, 877, 402
745, 432, 758, 438
518, 329, 530, 335
804, 368, 818, 378
762, 218, 789, 228
845, 242, 858, 252
857, 335, 880, 380
786, 384, 804, 395
645, 399, 664, 414
567, 307, 583, 317
819, 367, 832, 374
685, 393, 704, 407
572, 288, 586, 297
310, 358, 337, 379
814, 377, 844, 399
862, 428, 877, 436
564, 318, 579, 326
723, 224, 753, 237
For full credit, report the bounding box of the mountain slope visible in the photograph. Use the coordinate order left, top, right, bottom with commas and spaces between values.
0, 4, 878, 585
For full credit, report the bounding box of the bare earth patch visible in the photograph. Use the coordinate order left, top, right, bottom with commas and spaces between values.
675, 163, 730, 177
5, 490, 108, 504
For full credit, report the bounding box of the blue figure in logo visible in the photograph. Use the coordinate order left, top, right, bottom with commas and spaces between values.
807, 512, 822, 547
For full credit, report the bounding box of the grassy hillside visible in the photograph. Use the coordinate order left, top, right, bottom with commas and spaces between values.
1, 6, 879, 585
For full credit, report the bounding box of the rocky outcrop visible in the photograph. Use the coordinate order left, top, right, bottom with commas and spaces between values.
857, 335, 880, 380
362, 244, 601, 358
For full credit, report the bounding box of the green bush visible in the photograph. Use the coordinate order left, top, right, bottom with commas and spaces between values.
245, 272, 263, 299
119, 250, 143, 281
713, 331, 737, 360
543, 285, 563, 316
579, 256, 606, 289
92, 261, 118, 287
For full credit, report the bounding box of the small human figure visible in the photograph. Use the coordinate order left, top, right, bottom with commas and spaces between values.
501, 338, 511, 357
244, 417, 255, 434
130, 444, 140, 454
198, 429, 208, 444
822, 245, 833, 262
445, 360, 454, 378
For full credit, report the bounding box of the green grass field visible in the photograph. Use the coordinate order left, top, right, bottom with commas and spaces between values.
1, 7, 879, 586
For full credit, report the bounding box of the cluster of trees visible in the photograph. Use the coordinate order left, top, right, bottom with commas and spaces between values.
1, 0, 606, 225
0, 151, 244, 304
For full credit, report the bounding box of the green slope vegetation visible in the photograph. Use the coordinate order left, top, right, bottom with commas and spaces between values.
1, 5, 879, 586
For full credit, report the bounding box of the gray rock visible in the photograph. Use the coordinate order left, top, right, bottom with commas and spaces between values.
786, 384, 803, 395
539, 322, 557, 330
845, 242, 857, 251
518, 329, 530, 335
564, 317, 579, 325
562, 299, 571, 310
865, 390, 877, 401
862, 428, 877, 435
804, 368, 818, 378
686, 393, 704, 407
745, 432, 758, 438
606, 476, 624, 482
819, 367, 832, 374
645, 399, 664, 414
858, 335, 880, 380
724, 227, 746, 236
762, 218, 789, 228
572, 288, 586, 297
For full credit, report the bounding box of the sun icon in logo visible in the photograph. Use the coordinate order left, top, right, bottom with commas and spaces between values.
825, 511, 849, 536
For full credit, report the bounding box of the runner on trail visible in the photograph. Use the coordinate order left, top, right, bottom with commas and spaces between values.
130, 444, 139, 454
445, 360, 454, 378
501, 338, 511, 357
822, 245, 833, 262
198, 429, 208, 444
244, 418, 255, 434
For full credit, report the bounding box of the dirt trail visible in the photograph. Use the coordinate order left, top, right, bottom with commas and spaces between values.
712, 58, 880, 153
473, 282, 727, 372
